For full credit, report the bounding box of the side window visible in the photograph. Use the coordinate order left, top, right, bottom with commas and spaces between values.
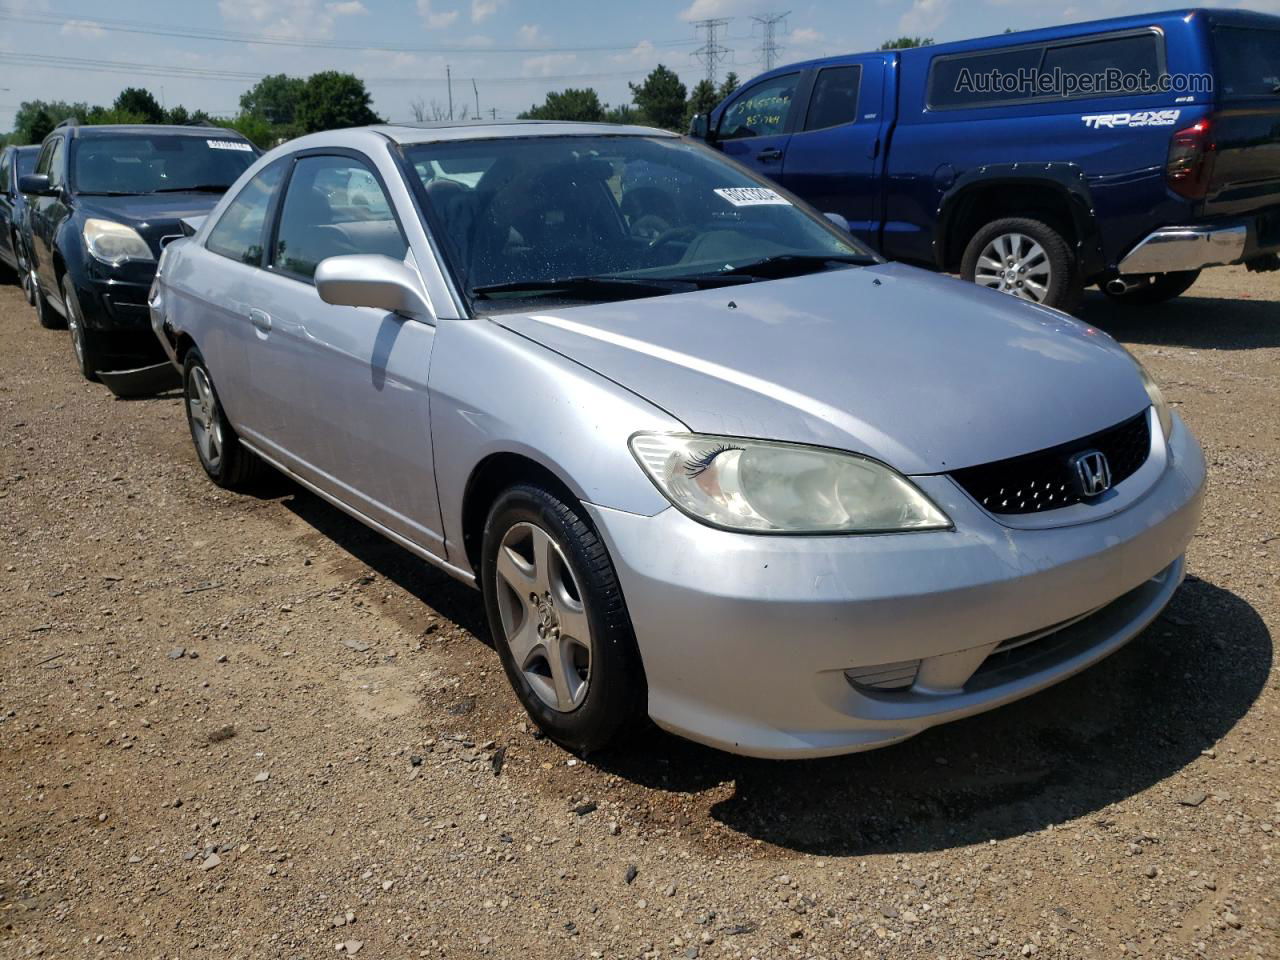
34, 142, 53, 176
46, 138, 66, 188
718, 73, 799, 141
0, 151, 11, 191
928, 46, 1045, 108
207, 163, 284, 266
804, 66, 862, 131
1042, 34, 1160, 80
272, 155, 407, 282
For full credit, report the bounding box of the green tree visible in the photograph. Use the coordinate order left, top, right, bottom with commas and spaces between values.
297, 71, 382, 133
517, 87, 606, 122
166, 105, 192, 126
27, 108, 56, 144
13, 100, 89, 143
717, 72, 740, 101
879, 36, 933, 49
629, 64, 688, 131
604, 103, 638, 124
85, 106, 149, 126
240, 74, 307, 127
217, 113, 277, 149
113, 87, 165, 123
685, 78, 720, 127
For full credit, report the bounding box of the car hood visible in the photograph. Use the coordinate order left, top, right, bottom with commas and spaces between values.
492, 261, 1151, 475
79, 193, 223, 254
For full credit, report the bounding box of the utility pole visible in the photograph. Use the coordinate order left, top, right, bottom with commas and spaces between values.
446, 64, 453, 121
472, 79, 479, 121
752, 12, 789, 72
692, 18, 730, 85
490, 107, 497, 121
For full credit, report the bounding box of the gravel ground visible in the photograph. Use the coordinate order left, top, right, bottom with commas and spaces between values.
1, 267, 1277, 960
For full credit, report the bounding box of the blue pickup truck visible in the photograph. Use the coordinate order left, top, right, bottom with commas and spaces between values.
690, 7, 1280, 311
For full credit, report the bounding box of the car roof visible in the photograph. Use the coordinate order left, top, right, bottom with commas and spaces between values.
66, 123, 248, 140
369, 120, 678, 146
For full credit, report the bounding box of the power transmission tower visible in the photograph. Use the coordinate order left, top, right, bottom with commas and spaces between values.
692, 18, 730, 85
752, 12, 789, 71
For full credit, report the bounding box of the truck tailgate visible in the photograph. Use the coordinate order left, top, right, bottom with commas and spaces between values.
1205, 27, 1280, 218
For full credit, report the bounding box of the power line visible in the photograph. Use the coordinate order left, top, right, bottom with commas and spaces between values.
0, 7, 700, 56
691, 18, 731, 86
751, 12, 789, 72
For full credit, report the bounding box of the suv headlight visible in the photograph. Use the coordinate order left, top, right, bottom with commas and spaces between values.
629, 433, 951, 534
1129, 356, 1174, 441
83, 218, 154, 265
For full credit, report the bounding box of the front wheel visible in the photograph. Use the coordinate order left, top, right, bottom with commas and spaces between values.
62, 275, 102, 380
961, 216, 1082, 313
183, 349, 263, 489
1101, 270, 1200, 305
481, 483, 646, 754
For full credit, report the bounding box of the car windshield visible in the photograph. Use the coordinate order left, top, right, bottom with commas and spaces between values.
72, 135, 258, 196
405, 135, 873, 305
1213, 27, 1280, 97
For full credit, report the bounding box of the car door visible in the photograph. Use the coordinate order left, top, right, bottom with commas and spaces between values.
714, 72, 803, 181
27, 137, 62, 291
252, 150, 445, 555
780, 57, 890, 248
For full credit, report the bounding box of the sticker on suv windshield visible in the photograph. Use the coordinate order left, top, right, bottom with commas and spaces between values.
714, 187, 790, 207
207, 139, 254, 151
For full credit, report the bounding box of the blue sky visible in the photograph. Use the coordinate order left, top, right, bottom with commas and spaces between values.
2, 0, 1276, 131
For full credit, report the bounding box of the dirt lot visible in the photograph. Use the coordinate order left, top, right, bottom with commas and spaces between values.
1, 267, 1277, 960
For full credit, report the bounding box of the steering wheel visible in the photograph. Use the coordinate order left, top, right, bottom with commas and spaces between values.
647, 225, 698, 250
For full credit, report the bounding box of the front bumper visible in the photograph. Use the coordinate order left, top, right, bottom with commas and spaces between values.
586, 413, 1206, 759
1119, 209, 1280, 275
70, 267, 166, 367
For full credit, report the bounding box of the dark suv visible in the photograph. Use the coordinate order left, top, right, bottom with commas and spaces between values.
0, 144, 40, 301
21, 121, 259, 378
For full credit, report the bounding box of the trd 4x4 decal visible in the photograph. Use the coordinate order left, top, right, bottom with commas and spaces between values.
1081, 110, 1182, 129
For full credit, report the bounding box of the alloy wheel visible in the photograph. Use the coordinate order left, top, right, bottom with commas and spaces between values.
188, 366, 225, 471
494, 521, 593, 712
974, 232, 1052, 303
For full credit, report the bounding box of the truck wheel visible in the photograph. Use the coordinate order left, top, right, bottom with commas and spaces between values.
962, 217, 1082, 313
481, 482, 646, 755
1102, 270, 1200, 305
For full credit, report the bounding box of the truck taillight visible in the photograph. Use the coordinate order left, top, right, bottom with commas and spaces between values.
1166, 118, 1216, 200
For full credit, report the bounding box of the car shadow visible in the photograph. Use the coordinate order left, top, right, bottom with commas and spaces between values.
1076, 287, 1280, 349
591, 575, 1271, 855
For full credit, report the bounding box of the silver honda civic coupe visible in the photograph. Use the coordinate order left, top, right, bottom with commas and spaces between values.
149, 122, 1205, 759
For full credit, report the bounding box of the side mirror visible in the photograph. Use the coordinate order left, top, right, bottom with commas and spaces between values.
823, 212, 851, 232
315, 254, 435, 322
19, 173, 54, 197
688, 113, 710, 141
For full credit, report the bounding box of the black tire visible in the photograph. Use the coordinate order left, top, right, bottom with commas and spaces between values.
1101, 270, 1200, 306
961, 216, 1083, 313
62, 275, 102, 380
481, 482, 646, 754
32, 277, 65, 330
182, 348, 264, 489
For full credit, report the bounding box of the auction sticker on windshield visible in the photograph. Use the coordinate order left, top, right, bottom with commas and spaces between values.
207, 139, 254, 151
714, 186, 790, 207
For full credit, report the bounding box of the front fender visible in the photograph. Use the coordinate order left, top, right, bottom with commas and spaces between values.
429, 318, 685, 572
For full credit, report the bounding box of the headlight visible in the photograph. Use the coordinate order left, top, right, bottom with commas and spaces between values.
629, 433, 951, 534
83, 218, 154, 265
1132, 358, 1174, 441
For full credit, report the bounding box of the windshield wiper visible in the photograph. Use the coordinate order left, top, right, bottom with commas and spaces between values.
704, 253, 878, 279
149, 183, 235, 193
471, 274, 701, 300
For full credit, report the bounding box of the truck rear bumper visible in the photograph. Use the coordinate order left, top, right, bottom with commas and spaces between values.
1119, 209, 1280, 275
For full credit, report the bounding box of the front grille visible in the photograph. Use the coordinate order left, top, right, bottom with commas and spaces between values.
951, 411, 1151, 515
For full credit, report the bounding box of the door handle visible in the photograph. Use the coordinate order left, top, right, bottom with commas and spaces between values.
249, 308, 272, 333
757, 147, 783, 163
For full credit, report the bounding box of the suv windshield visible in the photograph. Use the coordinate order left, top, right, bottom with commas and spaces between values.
405, 135, 873, 304
1214, 27, 1280, 98
72, 135, 258, 196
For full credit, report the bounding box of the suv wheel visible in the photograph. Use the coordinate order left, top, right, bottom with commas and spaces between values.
32, 276, 64, 329
481, 483, 646, 754
62, 276, 102, 380
962, 217, 1082, 313
183, 349, 263, 488
1102, 270, 1200, 306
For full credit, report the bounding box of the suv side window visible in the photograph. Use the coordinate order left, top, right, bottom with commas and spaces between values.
271, 154, 408, 282
34, 141, 54, 176
804, 66, 862, 131
718, 73, 800, 141
207, 163, 285, 266
0, 150, 11, 192
46, 137, 66, 189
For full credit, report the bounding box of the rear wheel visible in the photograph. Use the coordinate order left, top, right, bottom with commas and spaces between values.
1102, 270, 1200, 305
961, 216, 1082, 313
481, 482, 646, 754
62, 275, 102, 380
183, 349, 263, 489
